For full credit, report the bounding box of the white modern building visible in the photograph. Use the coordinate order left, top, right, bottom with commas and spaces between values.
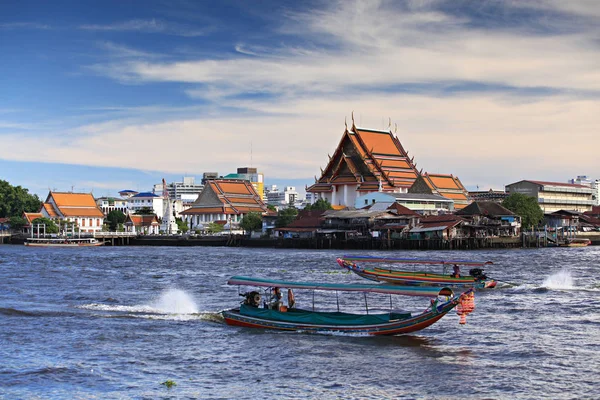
153, 177, 205, 205
96, 197, 128, 216
569, 176, 600, 206
506, 180, 594, 213
127, 192, 164, 216
355, 192, 454, 214
266, 185, 299, 208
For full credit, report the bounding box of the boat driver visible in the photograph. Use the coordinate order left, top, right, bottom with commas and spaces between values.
451, 264, 461, 278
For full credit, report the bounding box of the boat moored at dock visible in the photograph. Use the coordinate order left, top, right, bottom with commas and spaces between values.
24, 237, 103, 247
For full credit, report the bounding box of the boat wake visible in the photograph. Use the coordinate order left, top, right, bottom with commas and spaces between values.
507, 270, 599, 293
77, 289, 224, 322
542, 269, 574, 290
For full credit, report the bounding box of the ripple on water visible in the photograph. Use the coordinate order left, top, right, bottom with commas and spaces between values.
1, 245, 599, 399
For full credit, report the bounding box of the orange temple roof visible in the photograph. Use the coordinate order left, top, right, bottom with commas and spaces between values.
307, 122, 421, 194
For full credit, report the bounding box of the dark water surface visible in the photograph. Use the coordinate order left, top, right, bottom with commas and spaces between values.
1, 245, 599, 399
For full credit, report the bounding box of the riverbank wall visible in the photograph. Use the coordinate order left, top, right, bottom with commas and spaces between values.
8, 232, 600, 249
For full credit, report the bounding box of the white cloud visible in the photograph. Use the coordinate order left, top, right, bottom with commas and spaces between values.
0, 92, 597, 190
88, 1, 599, 95
2, 0, 599, 191
0, 22, 50, 30
80, 18, 207, 37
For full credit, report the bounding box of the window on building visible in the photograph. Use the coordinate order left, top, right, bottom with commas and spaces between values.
365, 199, 368, 205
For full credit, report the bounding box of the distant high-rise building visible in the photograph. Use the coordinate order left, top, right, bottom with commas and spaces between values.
202, 172, 219, 185
569, 175, 600, 205
224, 167, 265, 199
266, 186, 299, 207
153, 176, 204, 205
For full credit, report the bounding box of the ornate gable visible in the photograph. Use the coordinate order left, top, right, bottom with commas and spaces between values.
182, 179, 267, 216
308, 118, 421, 194
410, 173, 470, 209
191, 183, 223, 208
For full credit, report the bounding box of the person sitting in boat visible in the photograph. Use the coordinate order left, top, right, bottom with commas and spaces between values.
269, 287, 283, 310
287, 289, 295, 309
451, 264, 461, 278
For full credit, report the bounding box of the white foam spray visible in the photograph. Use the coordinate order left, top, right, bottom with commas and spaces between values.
151, 289, 199, 314
542, 269, 574, 290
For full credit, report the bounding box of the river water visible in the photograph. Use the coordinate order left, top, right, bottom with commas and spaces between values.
0, 245, 599, 399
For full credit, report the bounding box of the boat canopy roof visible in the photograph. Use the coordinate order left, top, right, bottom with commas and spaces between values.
227, 276, 454, 297
341, 255, 493, 266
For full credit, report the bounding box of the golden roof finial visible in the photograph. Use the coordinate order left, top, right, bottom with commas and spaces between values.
388, 117, 391, 130
395, 123, 397, 133
351, 110, 355, 126
344, 116, 348, 130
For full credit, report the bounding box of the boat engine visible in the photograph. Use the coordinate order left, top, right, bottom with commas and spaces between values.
469, 268, 488, 281
241, 291, 261, 307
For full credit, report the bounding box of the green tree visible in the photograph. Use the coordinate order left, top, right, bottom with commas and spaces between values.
134, 207, 155, 215
240, 212, 263, 233
106, 210, 126, 231
31, 217, 59, 234
0, 180, 42, 218
275, 207, 298, 228
502, 193, 544, 229
267, 204, 277, 211
176, 218, 188, 233
8, 216, 27, 231
304, 198, 333, 211
207, 222, 224, 234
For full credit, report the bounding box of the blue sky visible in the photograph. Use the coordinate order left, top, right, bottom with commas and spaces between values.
1, 0, 599, 199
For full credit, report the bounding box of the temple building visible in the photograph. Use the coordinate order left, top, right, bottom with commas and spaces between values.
307, 118, 421, 207
39, 192, 105, 233
181, 179, 268, 229
408, 173, 470, 210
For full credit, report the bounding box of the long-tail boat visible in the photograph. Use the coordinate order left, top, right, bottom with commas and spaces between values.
222, 276, 474, 335
337, 256, 497, 289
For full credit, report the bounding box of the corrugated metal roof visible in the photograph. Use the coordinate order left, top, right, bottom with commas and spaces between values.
410, 226, 448, 233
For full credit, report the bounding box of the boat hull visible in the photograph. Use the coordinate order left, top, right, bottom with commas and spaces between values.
24, 239, 103, 247
222, 301, 457, 336
338, 258, 496, 289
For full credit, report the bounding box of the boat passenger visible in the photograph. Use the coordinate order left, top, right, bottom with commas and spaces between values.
269, 287, 283, 310
287, 289, 295, 309
451, 264, 461, 278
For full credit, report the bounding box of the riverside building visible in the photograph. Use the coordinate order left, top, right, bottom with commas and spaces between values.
180, 179, 269, 229
505, 180, 594, 213
307, 118, 421, 207
38, 191, 105, 233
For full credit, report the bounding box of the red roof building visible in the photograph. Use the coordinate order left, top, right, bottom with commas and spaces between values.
40, 192, 105, 233
124, 214, 160, 235
307, 118, 421, 207
181, 179, 268, 229
409, 173, 470, 209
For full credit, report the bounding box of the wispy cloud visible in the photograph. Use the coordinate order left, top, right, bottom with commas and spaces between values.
86, 1, 600, 97
0, 22, 51, 30
97, 41, 162, 59
80, 18, 207, 37
0, 91, 597, 188
3, 0, 599, 191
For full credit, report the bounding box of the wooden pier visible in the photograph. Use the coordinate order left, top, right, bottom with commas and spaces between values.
0, 231, 11, 244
